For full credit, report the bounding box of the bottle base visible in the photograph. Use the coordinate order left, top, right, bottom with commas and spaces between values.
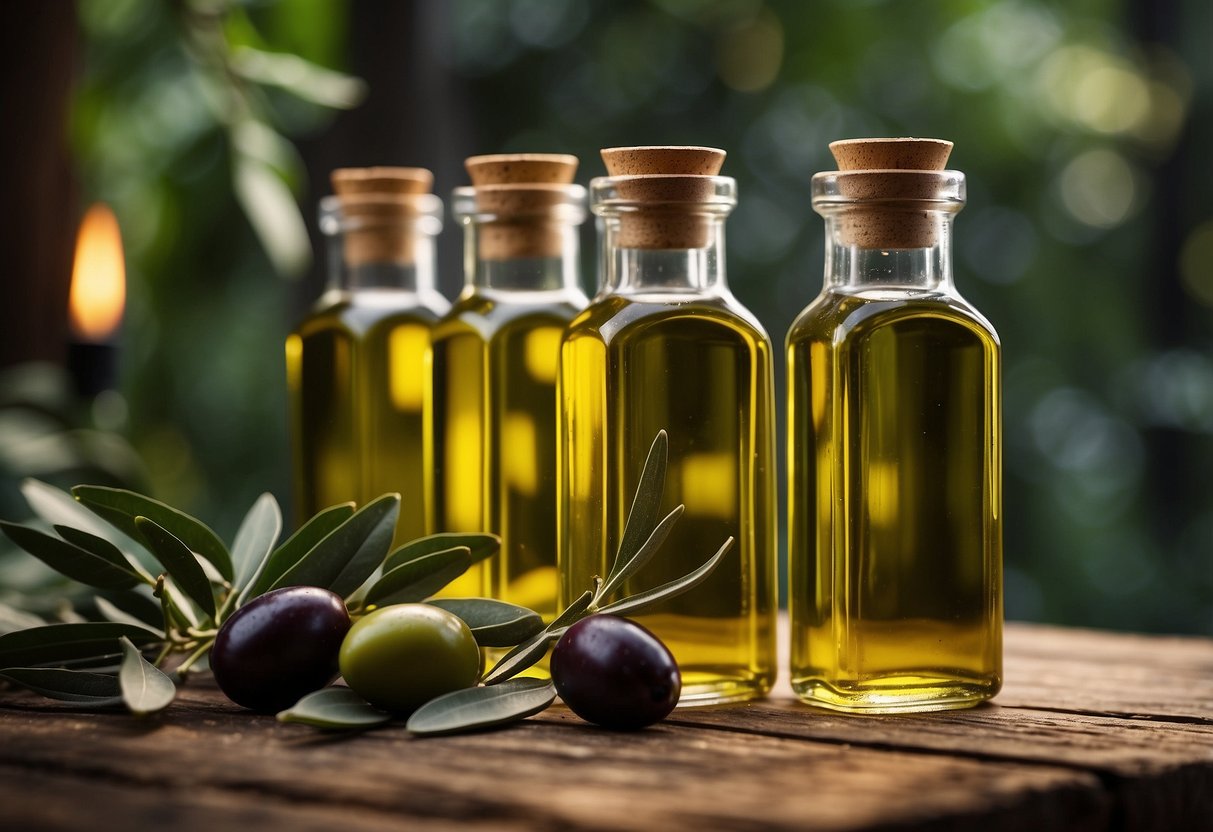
677, 669, 773, 707
791, 674, 999, 714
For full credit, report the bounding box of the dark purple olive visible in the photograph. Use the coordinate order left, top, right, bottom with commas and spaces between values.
211, 586, 351, 713
550, 615, 681, 730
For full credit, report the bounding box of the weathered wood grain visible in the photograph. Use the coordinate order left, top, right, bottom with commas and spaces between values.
0, 622, 1209, 831
1001, 623, 1213, 722
0, 695, 1107, 832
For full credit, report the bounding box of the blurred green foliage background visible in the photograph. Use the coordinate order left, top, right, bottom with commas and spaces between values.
3, 0, 1209, 635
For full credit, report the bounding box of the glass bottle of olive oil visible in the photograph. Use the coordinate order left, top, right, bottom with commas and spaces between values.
787, 138, 1002, 713
287, 168, 448, 542
559, 146, 777, 705
431, 155, 588, 612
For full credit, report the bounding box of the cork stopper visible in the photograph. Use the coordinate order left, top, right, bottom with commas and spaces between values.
466, 154, 577, 186
331, 167, 434, 196
598, 146, 729, 249
464, 154, 582, 260
829, 138, 952, 172
824, 138, 956, 249
330, 167, 436, 266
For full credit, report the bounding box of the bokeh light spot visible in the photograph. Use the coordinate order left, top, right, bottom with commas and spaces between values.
1058, 148, 1138, 229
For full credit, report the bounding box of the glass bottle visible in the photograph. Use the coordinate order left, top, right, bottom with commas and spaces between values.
787, 138, 1002, 713
559, 146, 777, 705
287, 168, 448, 542
431, 155, 588, 614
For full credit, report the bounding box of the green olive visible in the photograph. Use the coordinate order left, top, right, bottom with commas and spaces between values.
339, 604, 480, 714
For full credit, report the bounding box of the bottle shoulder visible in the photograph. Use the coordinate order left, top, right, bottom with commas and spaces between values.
567, 292, 772, 350
298, 288, 449, 330
787, 288, 999, 348
435, 288, 586, 342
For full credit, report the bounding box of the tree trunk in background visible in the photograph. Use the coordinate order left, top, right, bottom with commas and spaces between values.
294, 1, 472, 316
0, 2, 77, 368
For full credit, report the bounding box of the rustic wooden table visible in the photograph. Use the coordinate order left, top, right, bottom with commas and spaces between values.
1, 621, 1210, 831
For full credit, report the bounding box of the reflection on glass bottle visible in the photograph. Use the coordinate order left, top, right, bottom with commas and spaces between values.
559, 146, 777, 705
787, 139, 1002, 713
431, 155, 588, 617
287, 168, 449, 543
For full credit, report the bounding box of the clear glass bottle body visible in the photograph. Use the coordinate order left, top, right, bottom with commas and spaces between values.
787, 172, 1002, 712
287, 196, 449, 542
559, 179, 777, 705
430, 188, 588, 614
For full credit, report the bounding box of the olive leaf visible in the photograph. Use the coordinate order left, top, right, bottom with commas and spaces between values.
0, 622, 159, 668
0, 602, 44, 637
241, 502, 354, 604
0, 667, 124, 705
230, 493, 282, 590
603, 430, 668, 589
270, 494, 399, 597
21, 479, 143, 556
598, 536, 735, 617
134, 517, 218, 619
0, 521, 143, 591
428, 599, 544, 648
384, 533, 500, 572
277, 686, 392, 730
364, 547, 471, 608
74, 485, 233, 581
94, 597, 163, 637
596, 504, 684, 603
482, 590, 593, 685
118, 637, 175, 715
55, 526, 150, 584
407, 679, 556, 737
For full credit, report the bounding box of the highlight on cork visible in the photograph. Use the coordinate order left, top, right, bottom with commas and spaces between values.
597, 145, 732, 250
463, 152, 585, 261
818, 137, 962, 250
329, 166, 439, 266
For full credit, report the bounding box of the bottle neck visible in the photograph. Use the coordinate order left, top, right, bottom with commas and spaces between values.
822, 213, 954, 292
326, 234, 439, 295
463, 220, 581, 293
600, 216, 728, 296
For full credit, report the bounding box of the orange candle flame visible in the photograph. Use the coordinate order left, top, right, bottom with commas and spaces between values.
69, 203, 126, 341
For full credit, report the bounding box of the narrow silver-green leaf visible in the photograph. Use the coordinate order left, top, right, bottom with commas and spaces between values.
94, 597, 163, 636
599, 536, 735, 617
55, 526, 147, 583
384, 533, 500, 572
546, 589, 595, 631
364, 547, 471, 607
604, 430, 668, 587
242, 502, 354, 604
597, 504, 684, 603
407, 679, 555, 737
118, 636, 175, 715
0, 602, 43, 637
270, 494, 400, 597
22, 479, 141, 548
0, 521, 142, 590
482, 590, 593, 685
73, 485, 233, 581
134, 517, 217, 618
0, 667, 124, 705
231, 493, 282, 589
0, 622, 159, 668
277, 686, 391, 730
427, 598, 544, 648
481, 632, 558, 686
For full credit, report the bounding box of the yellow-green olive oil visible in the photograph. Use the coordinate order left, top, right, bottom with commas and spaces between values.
787, 291, 1002, 712
559, 296, 777, 704
431, 293, 581, 613
288, 292, 441, 542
